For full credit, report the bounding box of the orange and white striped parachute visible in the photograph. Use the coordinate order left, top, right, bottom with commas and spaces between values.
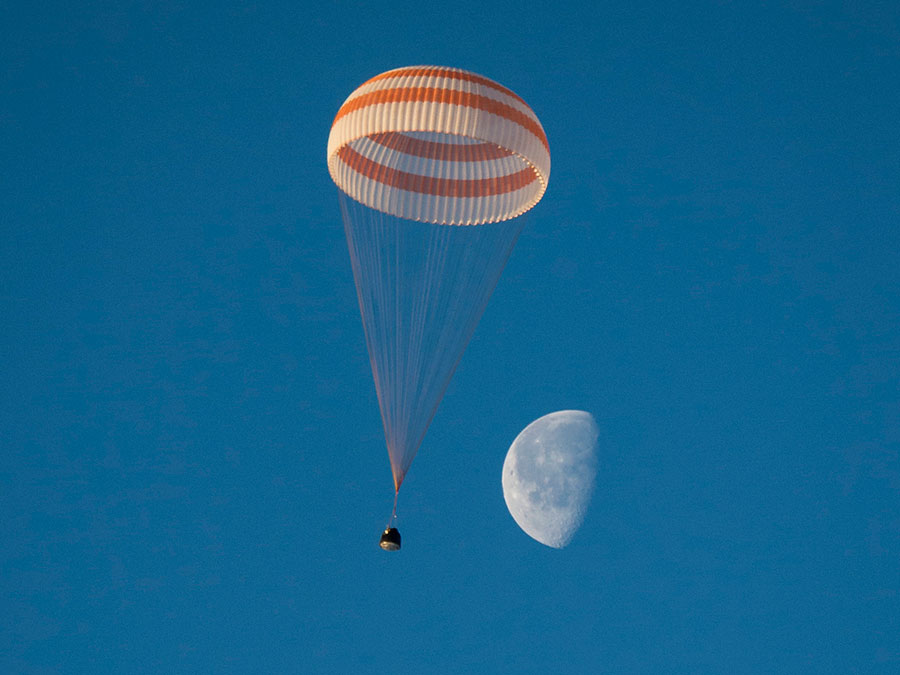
327, 66, 550, 225
327, 66, 550, 508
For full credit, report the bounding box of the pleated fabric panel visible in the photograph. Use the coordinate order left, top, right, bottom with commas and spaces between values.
327, 66, 550, 225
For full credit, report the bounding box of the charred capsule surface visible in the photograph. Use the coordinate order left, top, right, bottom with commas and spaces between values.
379, 527, 401, 551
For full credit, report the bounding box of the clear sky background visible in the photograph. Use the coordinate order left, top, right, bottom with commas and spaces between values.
3, 1, 899, 672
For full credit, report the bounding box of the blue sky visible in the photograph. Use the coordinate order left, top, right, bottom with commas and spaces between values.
3, 1, 899, 672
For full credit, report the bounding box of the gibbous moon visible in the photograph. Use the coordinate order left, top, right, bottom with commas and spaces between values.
502, 410, 599, 548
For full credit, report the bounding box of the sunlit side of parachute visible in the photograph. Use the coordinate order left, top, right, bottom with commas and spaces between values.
326, 66, 550, 548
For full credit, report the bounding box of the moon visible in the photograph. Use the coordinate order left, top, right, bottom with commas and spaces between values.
502, 410, 599, 548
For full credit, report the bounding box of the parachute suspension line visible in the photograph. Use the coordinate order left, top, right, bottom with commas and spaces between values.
387, 489, 399, 528
341, 189, 527, 489
405, 216, 525, 464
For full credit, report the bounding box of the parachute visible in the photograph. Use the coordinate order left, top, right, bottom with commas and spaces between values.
326, 66, 550, 539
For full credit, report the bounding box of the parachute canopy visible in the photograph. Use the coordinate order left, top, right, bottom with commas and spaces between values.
327, 66, 550, 225
327, 66, 550, 492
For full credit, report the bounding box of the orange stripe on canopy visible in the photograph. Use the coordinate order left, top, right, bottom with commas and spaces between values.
338, 145, 537, 198
334, 87, 549, 154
